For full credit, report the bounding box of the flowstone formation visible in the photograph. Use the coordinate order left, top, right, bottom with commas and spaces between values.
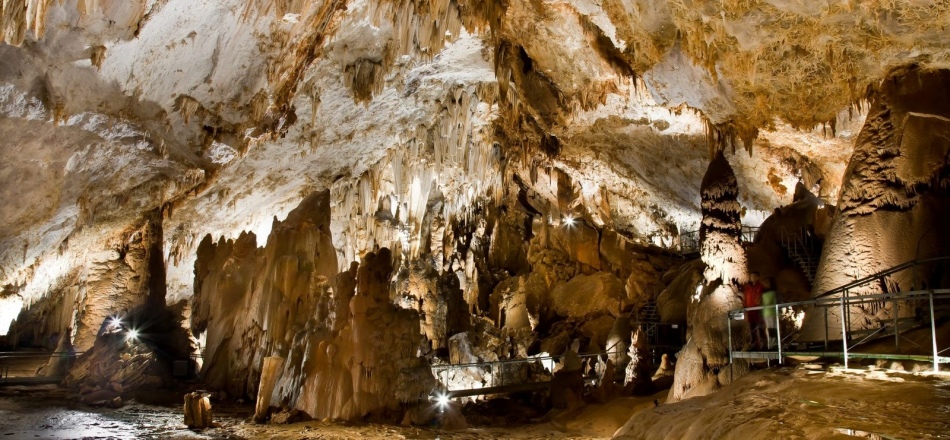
669, 151, 748, 402
802, 67, 950, 340
192, 191, 434, 421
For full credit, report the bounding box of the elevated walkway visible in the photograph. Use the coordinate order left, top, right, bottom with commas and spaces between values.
0, 351, 82, 386
727, 257, 950, 372
430, 352, 609, 399
678, 226, 759, 255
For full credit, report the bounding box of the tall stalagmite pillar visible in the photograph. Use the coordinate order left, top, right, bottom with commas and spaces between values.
802, 67, 950, 340
668, 151, 748, 402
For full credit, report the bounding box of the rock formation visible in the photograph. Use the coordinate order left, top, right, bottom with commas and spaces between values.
0, 0, 949, 433
184, 391, 215, 429
192, 191, 434, 421
668, 151, 748, 402
803, 67, 950, 340
624, 326, 653, 394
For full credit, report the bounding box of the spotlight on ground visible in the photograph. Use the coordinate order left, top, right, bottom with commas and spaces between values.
436, 393, 450, 408
126, 329, 139, 341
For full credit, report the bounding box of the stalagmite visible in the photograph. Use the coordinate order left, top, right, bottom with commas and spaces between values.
183, 391, 214, 429
1, 0, 949, 437
624, 326, 653, 393
254, 356, 285, 422
802, 67, 950, 340
668, 151, 748, 402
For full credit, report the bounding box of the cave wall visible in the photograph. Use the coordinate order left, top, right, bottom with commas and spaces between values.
5, 1, 946, 418
8, 209, 166, 352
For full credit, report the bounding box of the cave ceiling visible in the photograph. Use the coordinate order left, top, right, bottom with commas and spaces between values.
1, 0, 948, 305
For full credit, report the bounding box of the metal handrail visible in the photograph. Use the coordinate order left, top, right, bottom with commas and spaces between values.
815, 256, 950, 299
678, 226, 759, 254
0, 351, 84, 382
732, 289, 950, 313
0, 351, 83, 359
431, 351, 618, 395
431, 351, 612, 372
727, 288, 950, 372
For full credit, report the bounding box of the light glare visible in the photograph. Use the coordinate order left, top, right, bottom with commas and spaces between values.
127, 329, 139, 341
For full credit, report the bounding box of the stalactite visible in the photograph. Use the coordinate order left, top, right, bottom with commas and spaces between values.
329, 84, 503, 270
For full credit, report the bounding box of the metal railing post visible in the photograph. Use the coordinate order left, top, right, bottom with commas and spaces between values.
776, 304, 782, 365
840, 295, 848, 369
930, 290, 939, 373
894, 297, 900, 353
823, 304, 829, 350
845, 290, 851, 339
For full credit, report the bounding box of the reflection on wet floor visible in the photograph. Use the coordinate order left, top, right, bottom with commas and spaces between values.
3, 368, 950, 440
0, 385, 251, 440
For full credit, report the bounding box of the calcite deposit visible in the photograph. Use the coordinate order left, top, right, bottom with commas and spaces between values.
1, 0, 949, 434
802, 67, 950, 340
668, 151, 749, 402
192, 191, 435, 420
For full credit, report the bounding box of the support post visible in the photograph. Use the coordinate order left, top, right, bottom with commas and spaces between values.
894, 297, 900, 353
823, 304, 829, 351
840, 295, 848, 369
776, 304, 782, 365
845, 290, 851, 337
930, 290, 939, 373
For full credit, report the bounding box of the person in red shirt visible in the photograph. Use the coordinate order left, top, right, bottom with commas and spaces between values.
743, 271, 765, 350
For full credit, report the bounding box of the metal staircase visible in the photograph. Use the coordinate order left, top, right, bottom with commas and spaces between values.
637, 300, 660, 342
780, 227, 822, 282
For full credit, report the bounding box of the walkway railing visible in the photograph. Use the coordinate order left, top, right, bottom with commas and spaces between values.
0, 351, 84, 384
430, 351, 612, 397
730, 289, 950, 370
726, 256, 950, 372
679, 226, 759, 254
816, 256, 950, 299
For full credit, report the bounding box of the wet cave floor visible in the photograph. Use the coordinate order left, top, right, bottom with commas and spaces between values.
0, 384, 648, 440
1, 366, 949, 440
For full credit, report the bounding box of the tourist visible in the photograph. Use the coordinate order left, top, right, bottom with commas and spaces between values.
761, 278, 778, 349
743, 272, 764, 349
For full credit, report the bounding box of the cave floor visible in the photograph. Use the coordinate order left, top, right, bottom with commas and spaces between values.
0, 384, 652, 439
618, 365, 950, 439
1, 367, 949, 439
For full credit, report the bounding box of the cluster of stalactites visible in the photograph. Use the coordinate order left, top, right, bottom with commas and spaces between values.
703, 119, 758, 159
330, 83, 503, 270
1, 0, 54, 45
370, 0, 504, 61
1, 0, 149, 46
336, 0, 507, 105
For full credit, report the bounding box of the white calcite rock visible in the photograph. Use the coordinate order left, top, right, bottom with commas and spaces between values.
803, 67, 950, 340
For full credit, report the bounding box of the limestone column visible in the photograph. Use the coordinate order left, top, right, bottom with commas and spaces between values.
668, 151, 748, 402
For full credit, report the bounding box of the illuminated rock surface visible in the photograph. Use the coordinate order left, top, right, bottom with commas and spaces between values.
0, 0, 948, 436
